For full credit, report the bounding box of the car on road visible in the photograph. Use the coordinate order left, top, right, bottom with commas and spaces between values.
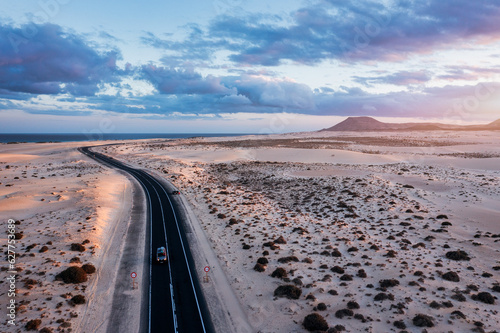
156, 247, 167, 263
172, 190, 180, 195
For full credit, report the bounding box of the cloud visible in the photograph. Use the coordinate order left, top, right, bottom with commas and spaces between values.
140, 65, 234, 95
223, 74, 315, 109
0, 23, 119, 96
315, 82, 500, 120
145, 0, 500, 66
354, 70, 432, 86
139, 65, 315, 110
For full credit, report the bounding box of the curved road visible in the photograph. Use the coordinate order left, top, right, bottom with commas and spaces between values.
79, 146, 215, 333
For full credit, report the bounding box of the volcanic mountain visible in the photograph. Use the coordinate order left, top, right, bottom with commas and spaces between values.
320, 117, 500, 132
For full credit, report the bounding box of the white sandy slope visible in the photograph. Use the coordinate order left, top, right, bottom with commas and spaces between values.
0, 141, 139, 333
96, 130, 500, 333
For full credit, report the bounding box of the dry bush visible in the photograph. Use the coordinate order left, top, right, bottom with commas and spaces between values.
81, 263, 96, 274
25, 319, 42, 330
274, 285, 302, 299
70, 294, 86, 305
56, 266, 88, 284
303, 313, 328, 331
271, 267, 288, 279
70, 243, 86, 252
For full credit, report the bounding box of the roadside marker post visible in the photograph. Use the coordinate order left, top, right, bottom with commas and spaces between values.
131, 272, 137, 289
203, 266, 210, 283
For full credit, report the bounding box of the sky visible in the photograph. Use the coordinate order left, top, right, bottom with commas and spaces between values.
1, 0, 500, 133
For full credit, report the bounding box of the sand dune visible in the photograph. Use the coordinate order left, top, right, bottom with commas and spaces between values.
0, 141, 136, 333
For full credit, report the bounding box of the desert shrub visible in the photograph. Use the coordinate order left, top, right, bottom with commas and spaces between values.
55, 266, 88, 284
340, 274, 353, 281
451, 293, 466, 302
14, 232, 24, 240
253, 263, 266, 272
472, 292, 495, 304
317, 303, 327, 311
335, 308, 353, 319
451, 310, 466, 319
412, 314, 434, 327
274, 235, 287, 244
347, 301, 360, 309
492, 285, 500, 293
303, 313, 328, 331
380, 279, 400, 288
25, 319, 41, 330
39, 328, 53, 333
81, 263, 96, 274
374, 293, 394, 302
277, 256, 299, 263
70, 257, 81, 263
39, 246, 49, 253
257, 257, 269, 265
442, 271, 460, 282
445, 250, 470, 261
330, 266, 344, 274
70, 295, 86, 305
331, 248, 342, 257
271, 267, 288, 279
217, 213, 226, 219
274, 285, 302, 299
70, 243, 86, 252
429, 301, 441, 309
393, 320, 406, 329
357, 269, 367, 278
385, 250, 397, 257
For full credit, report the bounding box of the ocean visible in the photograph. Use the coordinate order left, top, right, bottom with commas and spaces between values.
0, 133, 254, 143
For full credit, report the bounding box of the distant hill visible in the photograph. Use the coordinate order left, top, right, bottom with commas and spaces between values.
320, 116, 500, 132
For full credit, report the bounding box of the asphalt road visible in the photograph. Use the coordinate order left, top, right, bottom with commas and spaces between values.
79, 146, 215, 333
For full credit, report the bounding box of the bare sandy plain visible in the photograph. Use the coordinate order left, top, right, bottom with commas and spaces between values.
1, 130, 499, 333
0, 141, 145, 333
93, 130, 500, 333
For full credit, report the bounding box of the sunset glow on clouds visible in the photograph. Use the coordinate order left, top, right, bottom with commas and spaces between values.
1, 0, 500, 132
